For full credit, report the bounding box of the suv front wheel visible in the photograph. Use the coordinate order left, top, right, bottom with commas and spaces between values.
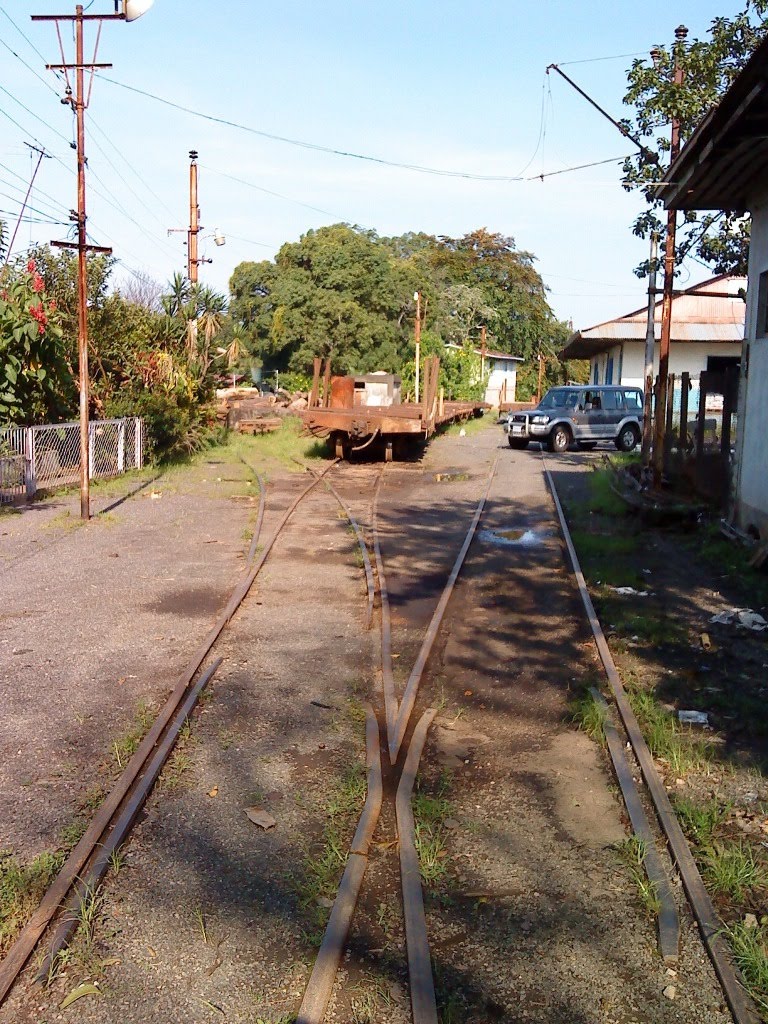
615, 424, 639, 452
548, 424, 571, 453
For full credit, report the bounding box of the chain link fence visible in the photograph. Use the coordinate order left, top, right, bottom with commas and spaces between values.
0, 418, 143, 504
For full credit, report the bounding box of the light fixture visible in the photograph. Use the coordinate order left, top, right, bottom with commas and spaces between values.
123, 0, 154, 22
214, 229, 226, 247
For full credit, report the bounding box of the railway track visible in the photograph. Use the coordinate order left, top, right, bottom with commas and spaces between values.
0, 438, 760, 1023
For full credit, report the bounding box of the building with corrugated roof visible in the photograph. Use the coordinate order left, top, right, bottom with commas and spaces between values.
657, 30, 768, 540
560, 274, 745, 389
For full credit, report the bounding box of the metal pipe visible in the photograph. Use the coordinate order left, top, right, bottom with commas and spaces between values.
296, 708, 383, 1024
396, 708, 439, 1024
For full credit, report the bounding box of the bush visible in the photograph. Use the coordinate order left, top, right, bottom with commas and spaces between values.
105, 389, 220, 463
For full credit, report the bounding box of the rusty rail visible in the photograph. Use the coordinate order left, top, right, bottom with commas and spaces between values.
37, 658, 224, 981
589, 687, 679, 963
296, 708, 383, 1024
294, 459, 377, 630
388, 458, 498, 761
396, 708, 439, 1024
0, 459, 339, 1006
373, 468, 398, 736
544, 459, 759, 1024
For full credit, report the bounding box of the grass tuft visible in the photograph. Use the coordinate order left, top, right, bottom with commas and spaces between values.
727, 920, 768, 1014
571, 692, 607, 744
702, 841, 768, 904
0, 849, 65, 955
616, 836, 660, 918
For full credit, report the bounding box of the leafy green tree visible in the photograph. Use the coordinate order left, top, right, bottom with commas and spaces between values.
230, 224, 414, 375
621, 2, 768, 275
0, 257, 69, 423
230, 224, 569, 386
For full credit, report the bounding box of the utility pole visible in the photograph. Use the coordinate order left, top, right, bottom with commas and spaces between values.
653, 25, 687, 486
33, 4, 118, 521
188, 150, 199, 283
641, 232, 659, 464
414, 291, 421, 403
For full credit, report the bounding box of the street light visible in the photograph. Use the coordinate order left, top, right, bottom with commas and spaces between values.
32, 1, 152, 521
122, 0, 154, 21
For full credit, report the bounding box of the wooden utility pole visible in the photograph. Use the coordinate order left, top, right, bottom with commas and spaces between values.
33, 4, 116, 521
414, 291, 421, 403
641, 232, 659, 464
188, 150, 199, 283
653, 25, 687, 486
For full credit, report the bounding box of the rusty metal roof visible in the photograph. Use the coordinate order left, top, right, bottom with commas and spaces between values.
561, 274, 746, 359
657, 32, 768, 210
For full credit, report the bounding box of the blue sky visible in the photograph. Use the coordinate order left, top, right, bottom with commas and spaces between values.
0, 1, 746, 333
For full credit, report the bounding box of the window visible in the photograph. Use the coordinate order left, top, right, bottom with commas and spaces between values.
623, 389, 643, 411
599, 390, 621, 411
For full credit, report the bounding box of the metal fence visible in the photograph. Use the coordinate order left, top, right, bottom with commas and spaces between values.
0, 418, 143, 504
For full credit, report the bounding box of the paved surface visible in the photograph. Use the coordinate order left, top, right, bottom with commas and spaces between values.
0, 429, 732, 1023
0, 462, 257, 860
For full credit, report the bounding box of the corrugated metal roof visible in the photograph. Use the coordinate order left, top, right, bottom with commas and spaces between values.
561, 274, 746, 359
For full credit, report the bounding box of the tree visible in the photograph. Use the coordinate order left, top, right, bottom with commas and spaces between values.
621, 2, 768, 275
230, 224, 570, 383
0, 257, 69, 424
230, 224, 414, 375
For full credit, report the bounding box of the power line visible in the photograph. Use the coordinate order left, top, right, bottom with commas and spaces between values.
97, 75, 528, 183
0, 83, 73, 149
557, 50, 648, 67
201, 164, 341, 219
527, 155, 630, 180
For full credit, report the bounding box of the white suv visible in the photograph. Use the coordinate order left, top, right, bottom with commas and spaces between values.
505, 385, 643, 453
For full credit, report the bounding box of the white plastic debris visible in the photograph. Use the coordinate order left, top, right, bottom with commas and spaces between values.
678, 710, 709, 726
609, 586, 651, 597
710, 608, 768, 631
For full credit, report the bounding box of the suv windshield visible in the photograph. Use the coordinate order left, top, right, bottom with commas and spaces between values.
538, 389, 579, 411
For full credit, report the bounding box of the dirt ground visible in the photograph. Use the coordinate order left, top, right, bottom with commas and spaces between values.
0, 424, 753, 1023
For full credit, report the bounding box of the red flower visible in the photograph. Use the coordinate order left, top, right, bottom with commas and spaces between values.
32, 273, 44, 293
27, 259, 36, 273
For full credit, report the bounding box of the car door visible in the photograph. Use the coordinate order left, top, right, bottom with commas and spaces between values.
597, 389, 623, 438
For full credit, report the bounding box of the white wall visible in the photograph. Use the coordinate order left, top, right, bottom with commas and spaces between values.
590, 341, 742, 388
486, 364, 517, 405
734, 195, 768, 538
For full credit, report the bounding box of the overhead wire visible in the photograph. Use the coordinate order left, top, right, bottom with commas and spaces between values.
200, 165, 342, 220
0, 9, 181, 267
97, 75, 528, 183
